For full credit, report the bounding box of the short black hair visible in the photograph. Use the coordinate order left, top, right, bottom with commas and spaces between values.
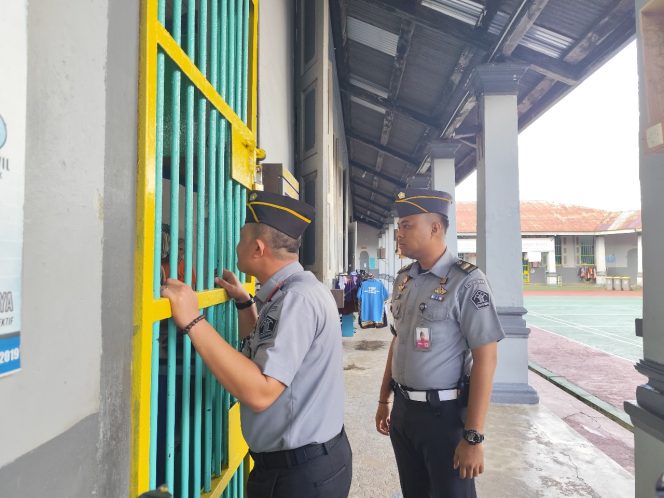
435, 213, 449, 232
254, 223, 301, 255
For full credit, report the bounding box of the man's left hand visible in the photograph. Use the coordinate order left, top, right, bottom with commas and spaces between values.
161, 278, 200, 329
453, 440, 484, 479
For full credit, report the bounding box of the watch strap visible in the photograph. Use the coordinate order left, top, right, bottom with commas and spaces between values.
235, 294, 255, 310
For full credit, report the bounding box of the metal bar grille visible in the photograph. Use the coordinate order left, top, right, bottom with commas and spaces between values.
133, 0, 258, 496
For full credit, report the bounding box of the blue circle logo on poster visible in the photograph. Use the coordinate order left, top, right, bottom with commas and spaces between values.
0, 115, 6, 149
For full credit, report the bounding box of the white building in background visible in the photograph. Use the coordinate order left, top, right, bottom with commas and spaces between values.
372, 201, 642, 290
455, 201, 642, 287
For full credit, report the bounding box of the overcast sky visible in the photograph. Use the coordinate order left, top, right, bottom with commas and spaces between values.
455, 40, 641, 212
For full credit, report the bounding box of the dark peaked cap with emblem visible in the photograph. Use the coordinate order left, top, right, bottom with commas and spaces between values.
245, 190, 315, 239
393, 188, 453, 218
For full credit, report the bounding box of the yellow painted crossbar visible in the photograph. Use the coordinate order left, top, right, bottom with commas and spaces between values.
155, 24, 256, 190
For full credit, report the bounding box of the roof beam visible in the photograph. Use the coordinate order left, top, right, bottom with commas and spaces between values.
350, 160, 408, 187
342, 85, 437, 128
517, 75, 557, 117
519, 13, 635, 130
433, 0, 539, 141
351, 178, 396, 202
348, 132, 419, 169
355, 216, 383, 229
353, 198, 391, 218
354, 208, 385, 226
498, 0, 552, 57
563, 0, 634, 64
350, 184, 392, 213
509, 46, 579, 85
379, 20, 416, 149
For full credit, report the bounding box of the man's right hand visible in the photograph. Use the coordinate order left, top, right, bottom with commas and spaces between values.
215, 269, 250, 302
375, 403, 391, 435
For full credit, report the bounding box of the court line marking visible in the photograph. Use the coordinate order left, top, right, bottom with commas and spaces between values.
528, 311, 642, 347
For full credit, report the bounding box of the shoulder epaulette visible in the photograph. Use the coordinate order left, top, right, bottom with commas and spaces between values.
454, 259, 478, 274
397, 263, 414, 275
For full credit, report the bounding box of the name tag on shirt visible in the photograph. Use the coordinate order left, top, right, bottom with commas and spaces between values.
415, 327, 431, 351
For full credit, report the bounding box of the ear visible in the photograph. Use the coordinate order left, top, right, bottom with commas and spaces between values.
254, 237, 268, 258
430, 219, 442, 237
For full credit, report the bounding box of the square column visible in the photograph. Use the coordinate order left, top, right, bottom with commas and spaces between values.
625, 3, 664, 495
473, 63, 538, 404
387, 221, 396, 279
594, 236, 607, 286
429, 141, 460, 255
637, 234, 643, 287
546, 250, 557, 285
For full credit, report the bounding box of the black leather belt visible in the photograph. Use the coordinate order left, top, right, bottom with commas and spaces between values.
250, 428, 345, 470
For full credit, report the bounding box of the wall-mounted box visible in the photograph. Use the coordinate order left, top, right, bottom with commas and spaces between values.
640, 0, 664, 152
261, 163, 300, 199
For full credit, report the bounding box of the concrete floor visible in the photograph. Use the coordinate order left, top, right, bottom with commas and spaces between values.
343, 326, 635, 498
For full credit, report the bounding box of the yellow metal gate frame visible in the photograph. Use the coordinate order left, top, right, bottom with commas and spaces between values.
132, 0, 259, 495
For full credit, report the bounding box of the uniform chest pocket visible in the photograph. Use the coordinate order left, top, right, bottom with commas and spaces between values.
421, 302, 450, 322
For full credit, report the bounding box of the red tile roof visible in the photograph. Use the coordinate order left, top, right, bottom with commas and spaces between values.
456, 201, 641, 234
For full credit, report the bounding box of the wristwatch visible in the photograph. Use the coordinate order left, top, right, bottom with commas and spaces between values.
463, 429, 484, 445
235, 294, 255, 310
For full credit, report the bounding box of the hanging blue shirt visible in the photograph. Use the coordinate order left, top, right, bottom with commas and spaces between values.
357, 279, 389, 323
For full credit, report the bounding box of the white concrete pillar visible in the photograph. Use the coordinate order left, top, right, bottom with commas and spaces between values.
473, 63, 538, 404
594, 236, 607, 286
430, 142, 459, 255
637, 234, 643, 287
625, 3, 664, 495
387, 221, 395, 280
546, 250, 557, 285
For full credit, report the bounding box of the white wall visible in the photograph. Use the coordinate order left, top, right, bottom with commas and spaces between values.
258, 0, 294, 171
0, 0, 106, 467
357, 222, 380, 269
604, 232, 638, 268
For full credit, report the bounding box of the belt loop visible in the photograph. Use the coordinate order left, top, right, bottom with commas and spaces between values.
426, 389, 443, 416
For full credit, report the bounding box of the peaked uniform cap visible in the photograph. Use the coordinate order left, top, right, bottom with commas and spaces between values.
393, 188, 453, 218
245, 190, 315, 239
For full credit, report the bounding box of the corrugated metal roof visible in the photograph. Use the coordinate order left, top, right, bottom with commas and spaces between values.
348, 40, 394, 88
489, 11, 574, 58
386, 115, 427, 155
347, 16, 399, 56
332, 0, 636, 226
536, 0, 617, 40
349, 74, 389, 99
420, 0, 485, 26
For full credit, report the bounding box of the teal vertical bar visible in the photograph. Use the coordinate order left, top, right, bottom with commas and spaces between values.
208, 0, 223, 479
223, 139, 232, 456
216, 1, 229, 470
238, 461, 245, 497
180, 2, 197, 496
165, 0, 182, 491
150, 1, 167, 483
241, 0, 249, 125
216, 124, 228, 470
151, 0, 167, 489
224, 0, 237, 413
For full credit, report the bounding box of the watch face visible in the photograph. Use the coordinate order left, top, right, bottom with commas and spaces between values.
465, 430, 483, 444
